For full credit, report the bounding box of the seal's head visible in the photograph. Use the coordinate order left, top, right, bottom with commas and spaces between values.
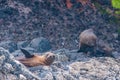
43, 52, 55, 65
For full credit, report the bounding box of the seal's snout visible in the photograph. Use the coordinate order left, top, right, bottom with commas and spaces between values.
51, 54, 55, 60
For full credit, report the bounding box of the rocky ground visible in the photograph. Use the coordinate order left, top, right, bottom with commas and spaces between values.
0, 47, 120, 80
0, 0, 119, 50
0, 0, 120, 80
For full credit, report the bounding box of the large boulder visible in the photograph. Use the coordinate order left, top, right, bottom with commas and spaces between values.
28, 37, 52, 53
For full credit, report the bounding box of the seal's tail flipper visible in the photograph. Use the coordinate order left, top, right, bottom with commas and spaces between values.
20, 48, 34, 58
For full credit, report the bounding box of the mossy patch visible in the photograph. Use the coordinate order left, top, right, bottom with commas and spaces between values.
112, 0, 120, 9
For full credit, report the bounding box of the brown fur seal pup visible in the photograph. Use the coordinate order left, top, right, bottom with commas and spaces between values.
77, 29, 114, 57
77, 29, 97, 54
18, 49, 55, 67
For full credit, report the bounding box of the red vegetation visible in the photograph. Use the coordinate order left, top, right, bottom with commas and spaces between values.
66, 0, 96, 10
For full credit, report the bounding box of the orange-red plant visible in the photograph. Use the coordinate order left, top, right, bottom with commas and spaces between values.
66, 0, 96, 10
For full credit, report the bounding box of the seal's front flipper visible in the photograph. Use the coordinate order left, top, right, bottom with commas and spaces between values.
20, 48, 34, 58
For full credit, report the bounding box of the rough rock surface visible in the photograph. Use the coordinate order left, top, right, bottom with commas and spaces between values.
0, 0, 120, 80
0, 41, 17, 53
0, 47, 120, 80
0, 47, 40, 80
21, 49, 120, 80
0, 0, 119, 52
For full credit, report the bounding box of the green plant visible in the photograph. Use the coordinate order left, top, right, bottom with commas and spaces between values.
115, 10, 120, 14
112, 0, 120, 9
112, 0, 120, 15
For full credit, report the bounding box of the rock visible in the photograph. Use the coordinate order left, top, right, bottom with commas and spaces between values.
19, 74, 27, 80
24, 49, 120, 80
41, 72, 53, 80
2, 63, 14, 73
28, 37, 51, 53
0, 47, 40, 80
21, 47, 35, 53
55, 54, 69, 62
53, 49, 70, 62
1, 47, 120, 80
96, 0, 111, 5
112, 51, 120, 59
0, 55, 5, 66
68, 57, 120, 80
12, 50, 24, 57
53, 49, 87, 61
0, 0, 119, 79
0, 73, 18, 80
17, 41, 29, 49
0, 41, 17, 53
0, 7, 18, 18
118, 34, 120, 41
54, 71, 75, 80
112, 33, 118, 39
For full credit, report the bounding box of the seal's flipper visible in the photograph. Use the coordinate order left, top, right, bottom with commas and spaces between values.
20, 48, 34, 58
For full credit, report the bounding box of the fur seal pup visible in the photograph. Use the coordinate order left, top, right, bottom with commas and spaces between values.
18, 49, 55, 67
77, 29, 97, 54
77, 29, 114, 57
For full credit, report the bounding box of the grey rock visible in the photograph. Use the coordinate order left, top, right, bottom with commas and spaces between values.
2, 63, 14, 73
53, 49, 88, 61
112, 51, 120, 59
21, 47, 36, 53
23, 49, 120, 80
12, 50, 23, 57
17, 41, 29, 49
118, 34, 120, 40
0, 0, 119, 79
0, 55, 5, 66
0, 47, 120, 80
39, 49, 120, 80
112, 33, 118, 39
28, 37, 51, 53
0, 73, 18, 80
12, 47, 35, 57
0, 41, 17, 53
19, 74, 27, 80
0, 47, 41, 80
96, 0, 111, 5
